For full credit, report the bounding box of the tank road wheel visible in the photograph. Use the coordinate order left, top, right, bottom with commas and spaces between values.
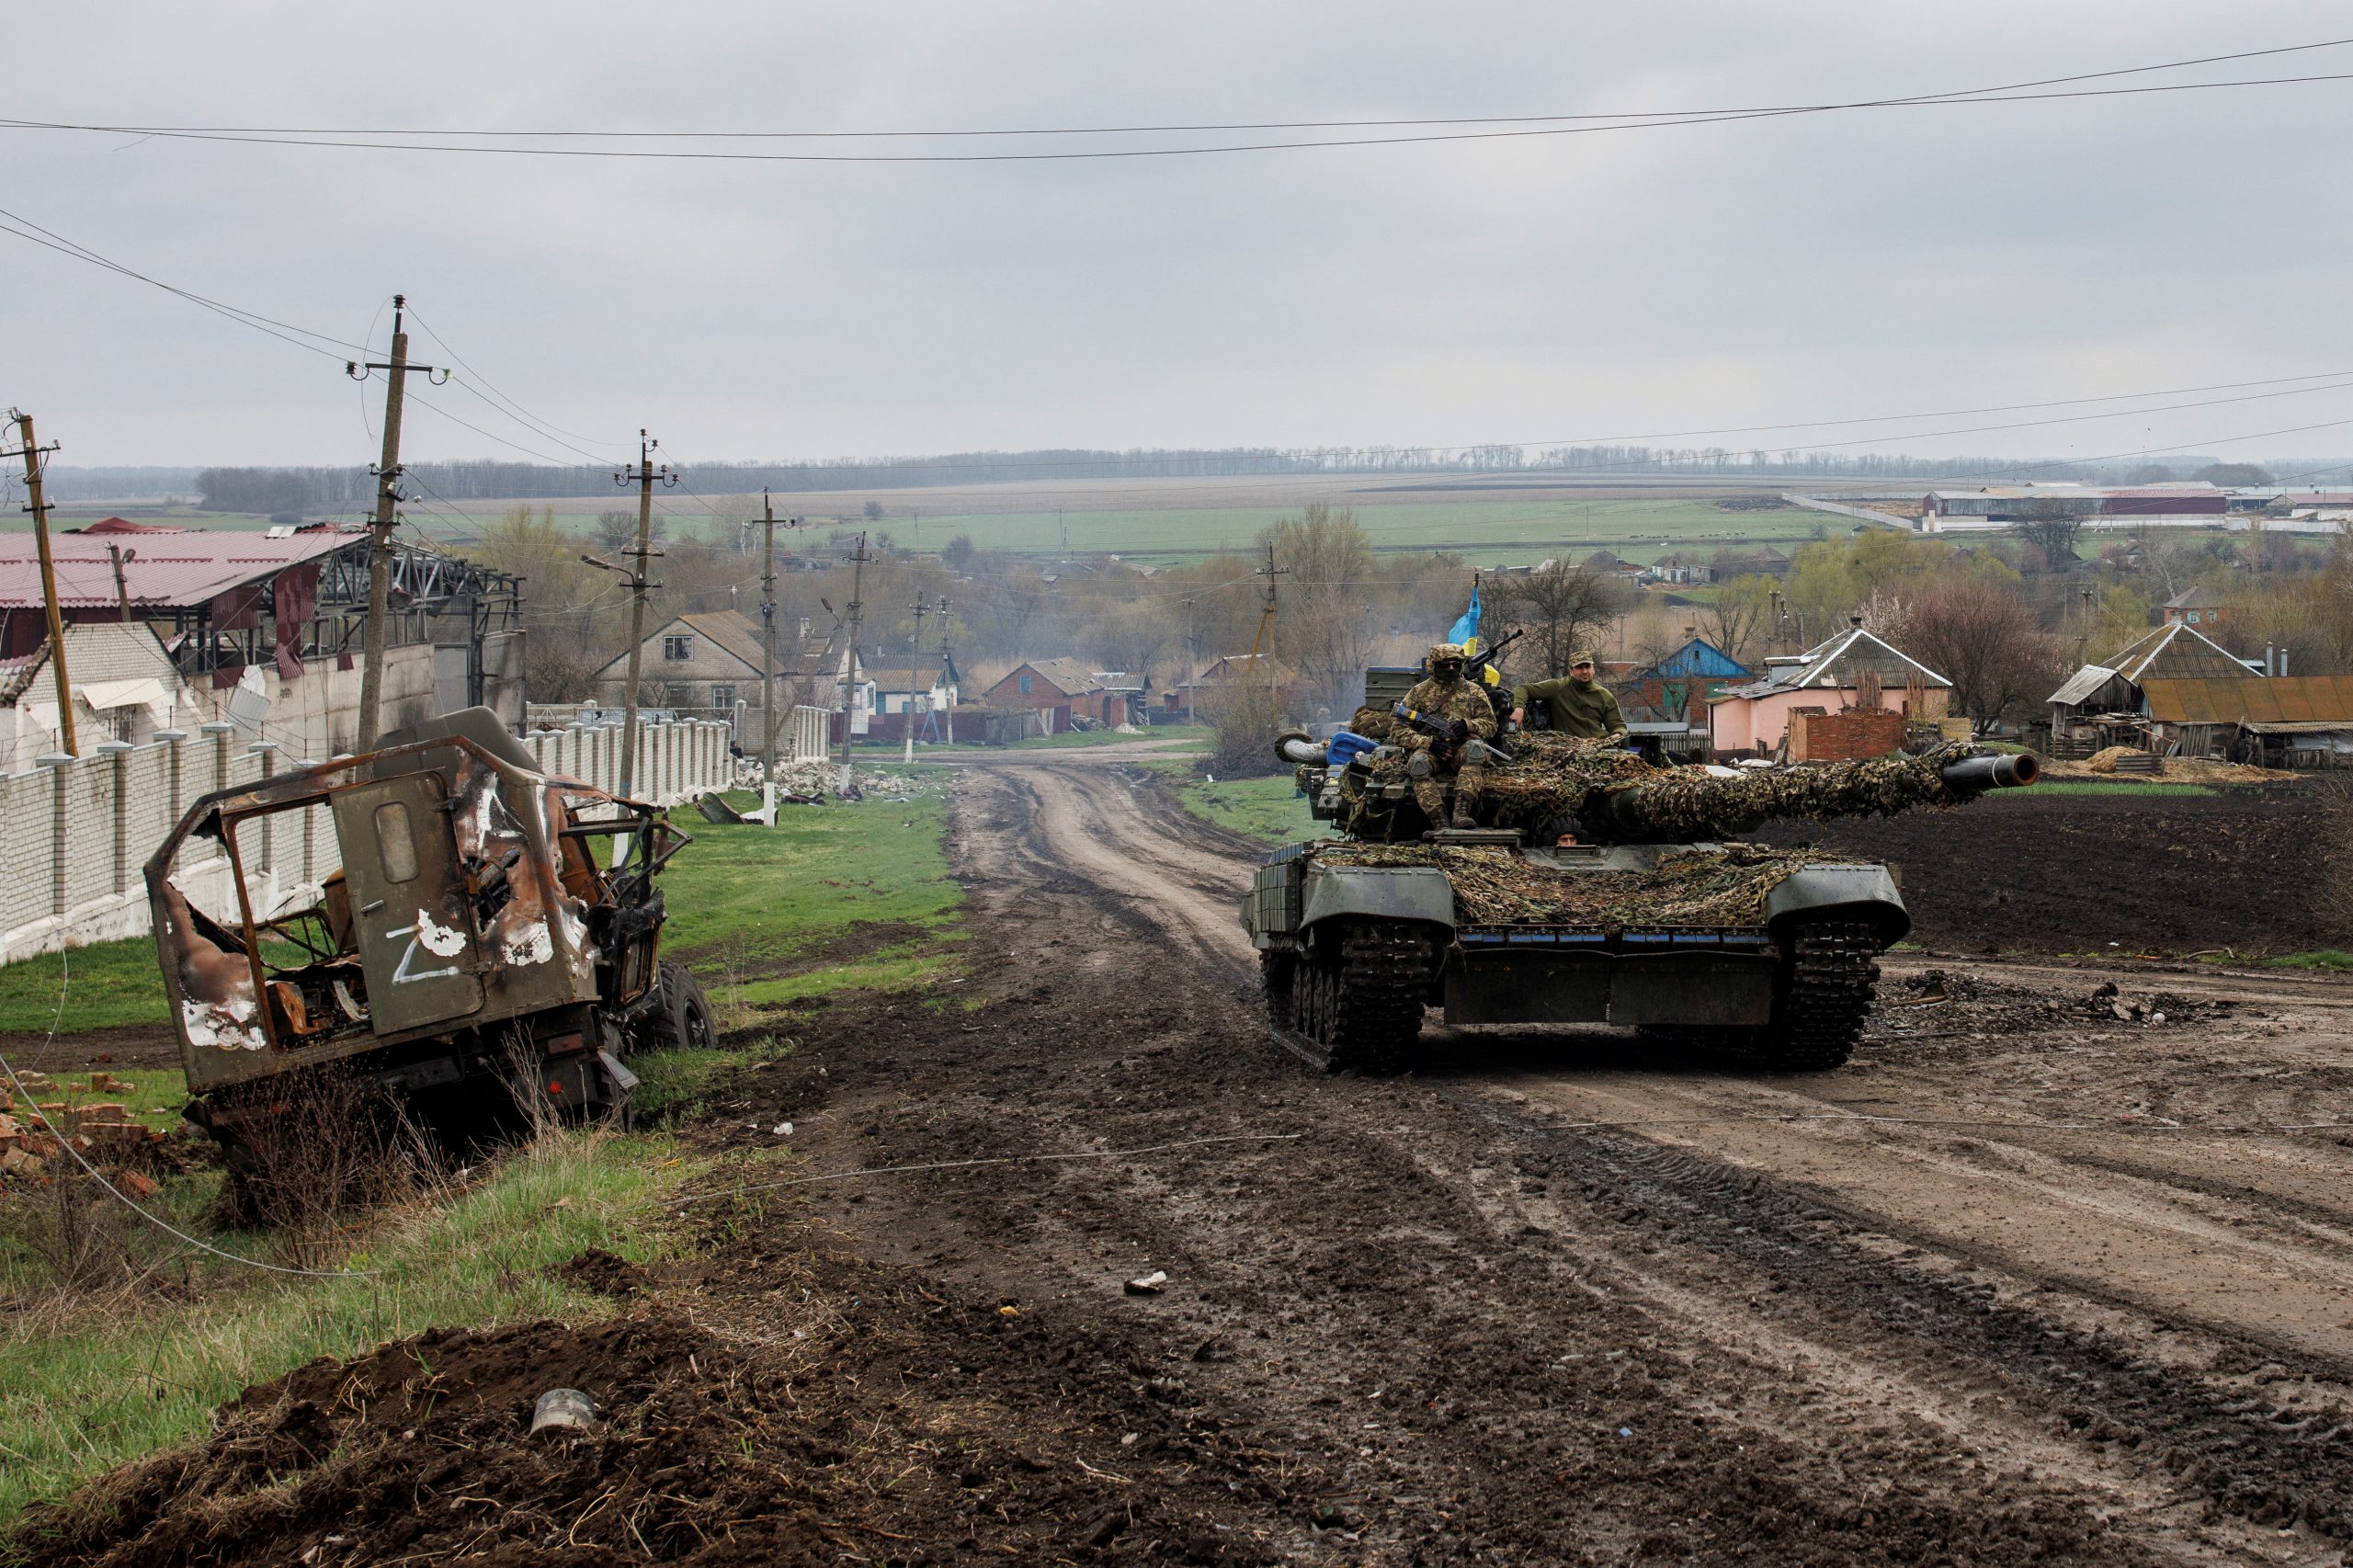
1323, 921, 1434, 1074
1737, 919, 1881, 1072
1260, 951, 1298, 1031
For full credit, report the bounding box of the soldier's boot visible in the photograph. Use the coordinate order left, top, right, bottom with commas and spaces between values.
1449, 804, 1477, 829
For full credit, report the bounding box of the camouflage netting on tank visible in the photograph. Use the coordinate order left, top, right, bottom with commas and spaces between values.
1477, 735, 1980, 840
1310, 841, 1840, 930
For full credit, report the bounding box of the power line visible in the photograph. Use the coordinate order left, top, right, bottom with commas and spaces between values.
0, 205, 366, 359
9, 38, 2347, 156
6, 70, 2350, 165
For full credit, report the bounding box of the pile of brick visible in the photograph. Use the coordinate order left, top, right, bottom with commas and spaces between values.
0, 1070, 166, 1190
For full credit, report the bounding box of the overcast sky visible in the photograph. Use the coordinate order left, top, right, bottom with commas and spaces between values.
7, 3, 2353, 471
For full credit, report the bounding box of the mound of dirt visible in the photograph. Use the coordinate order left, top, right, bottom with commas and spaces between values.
14, 1316, 852, 1566
1756, 785, 2346, 955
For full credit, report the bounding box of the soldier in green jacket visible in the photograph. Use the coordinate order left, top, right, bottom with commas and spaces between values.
1512, 652, 1627, 740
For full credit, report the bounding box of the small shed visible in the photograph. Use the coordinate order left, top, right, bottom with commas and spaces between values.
2045, 621, 2255, 750
2140, 674, 2353, 764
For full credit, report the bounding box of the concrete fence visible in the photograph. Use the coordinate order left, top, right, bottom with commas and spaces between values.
0, 718, 733, 965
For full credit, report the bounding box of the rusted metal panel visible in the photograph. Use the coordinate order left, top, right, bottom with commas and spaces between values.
331, 773, 485, 1035
2141, 676, 2353, 725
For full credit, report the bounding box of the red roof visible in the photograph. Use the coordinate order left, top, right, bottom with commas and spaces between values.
0, 528, 362, 611
73, 517, 188, 535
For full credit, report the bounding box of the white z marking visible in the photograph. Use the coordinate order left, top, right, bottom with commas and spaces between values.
386, 922, 462, 983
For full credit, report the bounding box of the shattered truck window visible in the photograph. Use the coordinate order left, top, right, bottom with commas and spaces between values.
374, 801, 419, 883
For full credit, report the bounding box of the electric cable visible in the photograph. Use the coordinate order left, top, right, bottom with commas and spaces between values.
6, 40, 2348, 162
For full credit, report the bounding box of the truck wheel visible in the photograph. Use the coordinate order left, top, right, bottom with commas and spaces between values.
1735, 920, 1880, 1071
648, 961, 714, 1052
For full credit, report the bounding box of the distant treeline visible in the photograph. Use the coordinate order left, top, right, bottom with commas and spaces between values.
34, 467, 202, 503
117, 444, 2353, 516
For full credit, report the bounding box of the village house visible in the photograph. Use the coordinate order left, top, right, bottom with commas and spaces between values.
983, 657, 1141, 730
1707, 620, 1950, 758
591, 609, 837, 743
2161, 586, 2232, 633
0, 520, 519, 761
1613, 634, 1750, 758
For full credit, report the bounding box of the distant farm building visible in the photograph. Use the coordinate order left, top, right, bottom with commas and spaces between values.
1921, 483, 2228, 532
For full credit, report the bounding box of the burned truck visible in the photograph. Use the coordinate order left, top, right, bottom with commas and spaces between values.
148, 710, 710, 1180
1245, 695, 2036, 1073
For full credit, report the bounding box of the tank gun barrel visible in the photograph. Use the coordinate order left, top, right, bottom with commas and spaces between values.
1936, 751, 2039, 793
1575, 745, 2040, 844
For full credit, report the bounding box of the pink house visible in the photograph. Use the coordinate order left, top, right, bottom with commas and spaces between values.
1708, 622, 1952, 756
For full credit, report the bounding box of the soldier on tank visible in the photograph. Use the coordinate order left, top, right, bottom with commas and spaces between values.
1396, 642, 1496, 828
1512, 651, 1626, 740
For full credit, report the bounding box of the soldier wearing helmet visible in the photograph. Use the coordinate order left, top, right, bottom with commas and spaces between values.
1396, 642, 1496, 829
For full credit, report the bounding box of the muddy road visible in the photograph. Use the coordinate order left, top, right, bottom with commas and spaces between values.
41, 753, 2353, 1565
881, 756, 2353, 1562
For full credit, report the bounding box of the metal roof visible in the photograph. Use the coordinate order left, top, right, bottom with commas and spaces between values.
1722, 625, 1949, 699
2140, 675, 2353, 725
2047, 664, 2121, 708
0, 528, 361, 611
2099, 621, 2250, 684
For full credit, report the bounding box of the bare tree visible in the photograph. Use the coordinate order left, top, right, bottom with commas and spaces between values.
2014, 496, 2086, 573
1495, 562, 1631, 676
1699, 575, 1778, 665
1888, 574, 2064, 726
1264, 504, 1377, 717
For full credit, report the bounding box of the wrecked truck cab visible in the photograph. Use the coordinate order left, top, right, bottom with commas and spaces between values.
148, 708, 699, 1162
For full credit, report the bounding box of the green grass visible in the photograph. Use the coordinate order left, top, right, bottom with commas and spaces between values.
2198, 949, 2353, 971
1986, 780, 2219, 800
659, 791, 962, 1009
0, 1130, 713, 1525
1005, 722, 1210, 750
1147, 765, 1323, 846
0, 940, 168, 1035
0, 754, 967, 1530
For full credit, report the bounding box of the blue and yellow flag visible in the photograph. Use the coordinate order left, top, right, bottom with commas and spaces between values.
1447, 580, 1481, 648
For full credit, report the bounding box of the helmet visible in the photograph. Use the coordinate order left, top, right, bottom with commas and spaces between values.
1428, 642, 1468, 669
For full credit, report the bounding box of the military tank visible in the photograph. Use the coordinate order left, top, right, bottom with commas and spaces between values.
1242, 681, 2037, 1072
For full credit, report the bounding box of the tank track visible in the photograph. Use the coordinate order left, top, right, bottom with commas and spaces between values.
1265, 920, 1438, 1074
1730, 918, 1881, 1071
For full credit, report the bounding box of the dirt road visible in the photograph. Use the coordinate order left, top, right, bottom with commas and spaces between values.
892, 756, 2353, 1562
44, 753, 2353, 1565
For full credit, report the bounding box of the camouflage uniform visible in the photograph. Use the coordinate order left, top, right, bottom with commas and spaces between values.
1396, 644, 1497, 825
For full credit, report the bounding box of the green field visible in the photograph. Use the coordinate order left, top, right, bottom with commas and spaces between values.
24, 494, 1847, 568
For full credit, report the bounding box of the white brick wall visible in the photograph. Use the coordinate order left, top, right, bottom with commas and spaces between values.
0, 718, 732, 963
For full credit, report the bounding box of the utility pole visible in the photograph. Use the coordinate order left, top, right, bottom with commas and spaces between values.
612, 430, 675, 799
106, 544, 135, 621
835, 532, 870, 793
1182, 597, 1198, 722
903, 593, 931, 766
938, 615, 957, 747
1256, 543, 1289, 720
6, 410, 74, 756
347, 294, 442, 749
757, 490, 781, 781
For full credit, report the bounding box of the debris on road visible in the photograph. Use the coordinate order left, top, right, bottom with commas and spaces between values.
1123, 1269, 1168, 1294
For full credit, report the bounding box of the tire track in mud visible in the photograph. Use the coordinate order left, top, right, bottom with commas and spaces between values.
940, 756, 2353, 1561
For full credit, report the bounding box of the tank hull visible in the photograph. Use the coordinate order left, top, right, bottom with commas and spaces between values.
1244, 842, 1905, 1069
